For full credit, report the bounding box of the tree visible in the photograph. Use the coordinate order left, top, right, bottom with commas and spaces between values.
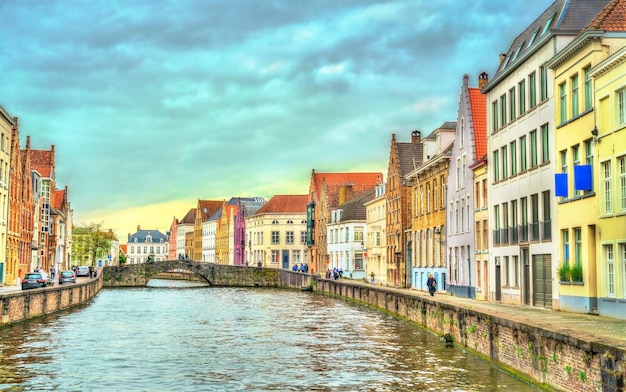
72, 222, 114, 267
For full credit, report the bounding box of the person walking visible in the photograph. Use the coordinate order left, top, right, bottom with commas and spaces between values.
426, 273, 437, 296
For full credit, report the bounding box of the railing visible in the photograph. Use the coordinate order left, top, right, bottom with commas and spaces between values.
493, 229, 501, 245
510, 227, 518, 244
530, 222, 540, 241
541, 220, 551, 240
501, 227, 509, 244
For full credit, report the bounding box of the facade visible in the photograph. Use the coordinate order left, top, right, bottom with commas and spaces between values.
408, 124, 455, 293
385, 132, 424, 287
233, 197, 266, 266
168, 217, 177, 260
364, 182, 387, 284
548, 1, 626, 316
306, 170, 381, 276
126, 227, 169, 264
7, 115, 21, 284
50, 187, 71, 272
327, 189, 375, 279
0, 106, 15, 284
589, 34, 626, 319
30, 169, 42, 272
30, 146, 56, 273
446, 74, 488, 298
176, 208, 196, 259
471, 155, 490, 301
483, 0, 610, 308
203, 210, 220, 263
247, 195, 308, 268
193, 200, 222, 261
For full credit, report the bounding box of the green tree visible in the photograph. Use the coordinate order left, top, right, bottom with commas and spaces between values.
72, 222, 114, 267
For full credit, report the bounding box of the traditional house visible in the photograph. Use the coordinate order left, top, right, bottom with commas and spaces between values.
193, 200, 222, 261
126, 226, 168, 264
233, 197, 266, 266
176, 208, 196, 259
2, 107, 17, 284
483, 0, 610, 308
168, 217, 177, 260
306, 170, 382, 276
445, 74, 488, 299
30, 145, 57, 273
247, 195, 308, 268
364, 182, 387, 284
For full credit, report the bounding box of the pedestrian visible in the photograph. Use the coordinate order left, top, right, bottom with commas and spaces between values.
89, 266, 94, 278
426, 273, 437, 296
50, 266, 56, 279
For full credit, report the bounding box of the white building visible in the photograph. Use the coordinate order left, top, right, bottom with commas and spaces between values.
126, 227, 168, 264
203, 210, 220, 263
176, 208, 195, 259
482, 0, 610, 307
327, 189, 375, 279
364, 182, 387, 284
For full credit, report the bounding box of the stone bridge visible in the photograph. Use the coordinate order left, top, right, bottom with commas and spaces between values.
103, 260, 313, 290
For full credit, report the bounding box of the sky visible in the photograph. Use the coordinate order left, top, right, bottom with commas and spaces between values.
1, 0, 552, 240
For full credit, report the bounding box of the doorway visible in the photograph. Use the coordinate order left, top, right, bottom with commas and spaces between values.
532, 254, 552, 308
522, 248, 530, 305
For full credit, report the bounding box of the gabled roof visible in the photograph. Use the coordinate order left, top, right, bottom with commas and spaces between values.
468, 88, 487, 159
128, 229, 168, 243
486, 0, 611, 90
396, 140, 423, 177
120, 244, 127, 255
309, 170, 381, 208
52, 188, 65, 210
255, 195, 308, 214
197, 200, 222, 222
585, 0, 626, 31
229, 197, 267, 216
179, 208, 196, 225
208, 208, 223, 221
336, 188, 375, 222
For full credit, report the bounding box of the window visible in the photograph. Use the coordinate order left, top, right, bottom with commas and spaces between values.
518, 80, 526, 115
271, 250, 279, 264
585, 140, 594, 194
492, 101, 499, 133
482, 179, 487, 207
559, 82, 567, 123
619, 88, 626, 125
542, 13, 555, 35
542, 190, 551, 240
504, 256, 510, 286
528, 29, 539, 47
562, 230, 570, 267
354, 230, 363, 242
531, 194, 539, 241
271, 231, 280, 244
529, 71, 537, 108
354, 253, 364, 270
500, 94, 507, 127
510, 140, 517, 176
573, 144, 581, 196
441, 176, 446, 207
513, 255, 519, 287
603, 161, 612, 212
584, 66, 592, 111
617, 155, 626, 210
541, 124, 549, 162
426, 183, 431, 212
560, 150, 568, 174
521, 197, 528, 242
460, 118, 465, 147
433, 180, 438, 210
574, 228, 582, 268
501, 146, 508, 179
286, 231, 294, 244
607, 244, 615, 297
530, 130, 538, 167
520, 135, 527, 171
571, 74, 579, 117
493, 150, 499, 182
509, 87, 516, 122
345, 228, 349, 242
300, 231, 306, 244
540, 66, 548, 101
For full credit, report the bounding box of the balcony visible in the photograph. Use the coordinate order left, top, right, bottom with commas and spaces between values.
519, 224, 529, 242
530, 222, 540, 241
493, 229, 501, 246
541, 220, 552, 241
510, 227, 518, 244
500, 227, 509, 245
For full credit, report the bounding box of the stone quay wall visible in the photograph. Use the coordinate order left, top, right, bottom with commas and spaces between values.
317, 279, 624, 392
0, 276, 103, 327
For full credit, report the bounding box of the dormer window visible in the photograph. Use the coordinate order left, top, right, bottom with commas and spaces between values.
287, 220, 293, 224
272, 220, 279, 225
134, 238, 138, 243
528, 29, 539, 47
146, 235, 152, 243
542, 14, 555, 35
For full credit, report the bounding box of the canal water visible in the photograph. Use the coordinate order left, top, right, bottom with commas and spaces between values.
0, 281, 537, 391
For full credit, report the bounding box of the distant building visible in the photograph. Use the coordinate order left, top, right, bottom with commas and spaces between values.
126, 226, 168, 264
364, 182, 387, 284
176, 208, 196, 259
194, 200, 222, 261
1, 106, 16, 284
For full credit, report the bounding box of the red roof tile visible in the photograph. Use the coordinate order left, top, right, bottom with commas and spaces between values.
586, 0, 626, 31
52, 189, 65, 210
468, 87, 487, 160
309, 170, 382, 207
255, 195, 308, 214
179, 208, 196, 225
197, 200, 222, 222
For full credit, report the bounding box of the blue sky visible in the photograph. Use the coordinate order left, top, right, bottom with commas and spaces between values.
1, 0, 551, 239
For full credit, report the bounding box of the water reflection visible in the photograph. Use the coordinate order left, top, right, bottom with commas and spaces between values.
0, 287, 537, 391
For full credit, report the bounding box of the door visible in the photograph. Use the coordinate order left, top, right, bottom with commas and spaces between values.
522, 248, 530, 305
532, 254, 552, 308
282, 250, 289, 269
495, 264, 502, 301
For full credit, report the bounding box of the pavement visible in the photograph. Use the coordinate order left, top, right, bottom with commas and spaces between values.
336, 280, 626, 351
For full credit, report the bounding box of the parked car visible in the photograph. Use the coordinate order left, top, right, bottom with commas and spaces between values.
58, 270, 76, 284
76, 266, 90, 277
21, 273, 47, 290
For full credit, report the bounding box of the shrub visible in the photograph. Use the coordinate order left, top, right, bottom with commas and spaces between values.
557, 264, 572, 282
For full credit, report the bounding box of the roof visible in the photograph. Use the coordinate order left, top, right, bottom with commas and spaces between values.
486, 0, 611, 90
197, 200, 222, 222
585, 0, 626, 31
128, 229, 168, 244
396, 142, 423, 177
179, 208, 196, 225
255, 195, 308, 214
336, 188, 375, 222
468, 88, 487, 159
120, 244, 127, 255
52, 188, 65, 210
229, 197, 267, 216
309, 170, 382, 207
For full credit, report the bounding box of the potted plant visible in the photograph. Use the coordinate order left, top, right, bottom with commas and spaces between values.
557, 264, 571, 282
570, 264, 583, 283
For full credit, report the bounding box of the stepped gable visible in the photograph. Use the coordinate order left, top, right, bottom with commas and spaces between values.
336, 188, 376, 222
197, 200, 222, 222
256, 195, 308, 214
180, 208, 196, 224
468, 88, 487, 159
52, 188, 65, 210
310, 170, 381, 208
396, 138, 423, 177
30, 149, 54, 177
585, 0, 626, 31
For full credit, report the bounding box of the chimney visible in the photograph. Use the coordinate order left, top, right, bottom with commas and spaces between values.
137, 225, 141, 232
499, 53, 507, 64
478, 72, 489, 90
411, 130, 421, 144
128, 233, 131, 240
338, 185, 346, 205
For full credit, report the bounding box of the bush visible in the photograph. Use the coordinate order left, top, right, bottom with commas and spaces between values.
571, 264, 583, 282
557, 264, 571, 282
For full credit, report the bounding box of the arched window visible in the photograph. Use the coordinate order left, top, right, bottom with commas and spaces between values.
272, 220, 279, 225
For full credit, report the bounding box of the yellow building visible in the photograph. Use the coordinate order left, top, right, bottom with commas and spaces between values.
590, 43, 626, 319
364, 183, 386, 284
0, 106, 14, 284
547, 1, 626, 317
471, 156, 489, 301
